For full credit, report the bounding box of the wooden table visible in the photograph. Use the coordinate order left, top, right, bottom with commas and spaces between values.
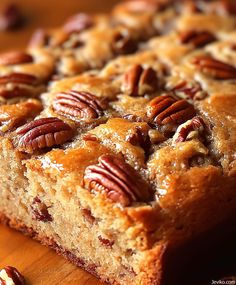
0, 224, 102, 285
0, 0, 119, 52
0, 0, 235, 284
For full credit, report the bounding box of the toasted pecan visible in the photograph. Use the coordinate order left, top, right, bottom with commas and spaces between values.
173, 116, 205, 144
16, 117, 74, 153
53, 90, 108, 120
147, 93, 196, 127
0, 266, 25, 285
192, 55, 236, 79
179, 30, 216, 48
122, 64, 158, 96
112, 31, 137, 55
0, 72, 38, 86
0, 51, 33, 66
84, 154, 153, 206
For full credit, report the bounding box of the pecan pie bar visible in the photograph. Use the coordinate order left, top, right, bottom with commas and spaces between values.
0, 1, 236, 285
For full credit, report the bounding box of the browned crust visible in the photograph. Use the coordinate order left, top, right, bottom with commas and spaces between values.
0, 212, 116, 285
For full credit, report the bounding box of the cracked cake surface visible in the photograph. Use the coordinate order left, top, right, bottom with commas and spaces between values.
0, 1, 236, 284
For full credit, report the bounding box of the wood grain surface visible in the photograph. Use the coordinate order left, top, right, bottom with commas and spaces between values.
0, 224, 102, 285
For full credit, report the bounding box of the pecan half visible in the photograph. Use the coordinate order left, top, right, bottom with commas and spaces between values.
147, 93, 196, 129
122, 64, 158, 96
0, 72, 38, 86
192, 55, 236, 79
0, 51, 33, 66
83, 154, 153, 206
53, 90, 108, 120
173, 116, 205, 144
112, 31, 137, 55
31, 197, 52, 222
63, 13, 94, 34
179, 30, 216, 48
0, 73, 39, 98
0, 266, 25, 285
16, 117, 74, 153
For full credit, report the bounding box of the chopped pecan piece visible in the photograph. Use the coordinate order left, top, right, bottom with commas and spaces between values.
173, 116, 205, 144
0, 266, 25, 285
16, 117, 74, 153
122, 64, 158, 96
192, 55, 236, 79
82, 133, 98, 142
63, 13, 94, 34
112, 31, 137, 55
98, 236, 114, 249
31, 197, 52, 222
123, 114, 145, 123
83, 154, 153, 206
53, 90, 108, 120
171, 81, 207, 101
147, 94, 196, 128
179, 30, 216, 48
0, 51, 33, 66
126, 126, 151, 154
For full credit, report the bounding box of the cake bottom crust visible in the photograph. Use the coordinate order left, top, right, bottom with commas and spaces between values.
0, 212, 114, 285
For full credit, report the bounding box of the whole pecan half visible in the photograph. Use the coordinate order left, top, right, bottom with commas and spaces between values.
0, 72, 38, 86
122, 64, 158, 96
179, 30, 216, 48
16, 117, 74, 153
173, 116, 205, 144
0, 73, 39, 98
0, 51, 33, 66
83, 154, 153, 206
192, 55, 236, 79
63, 13, 94, 34
0, 266, 25, 285
53, 90, 108, 120
112, 31, 137, 55
147, 93, 196, 128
